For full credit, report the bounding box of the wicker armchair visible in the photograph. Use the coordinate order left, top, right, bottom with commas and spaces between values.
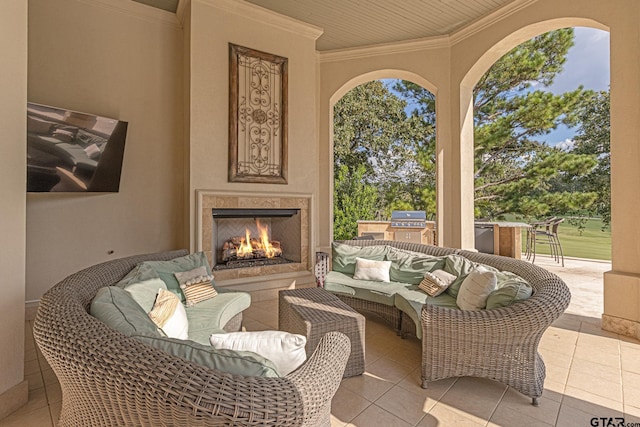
334, 240, 571, 406
33, 250, 350, 427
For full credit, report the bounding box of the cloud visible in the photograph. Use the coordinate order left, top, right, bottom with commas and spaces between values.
547, 27, 610, 94
555, 139, 575, 151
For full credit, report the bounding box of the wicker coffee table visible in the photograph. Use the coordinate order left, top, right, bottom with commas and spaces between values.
279, 287, 365, 378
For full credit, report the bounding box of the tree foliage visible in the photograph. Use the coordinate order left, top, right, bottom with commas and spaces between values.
333, 164, 380, 240
470, 28, 598, 219
395, 28, 598, 220
333, 28, 604, 238
571, 90, 611, 226
332, 80, 435, 232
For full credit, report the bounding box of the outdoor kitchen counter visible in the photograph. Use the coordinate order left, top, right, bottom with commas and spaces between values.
475, 221, 529, 259
357, 220, 528, 259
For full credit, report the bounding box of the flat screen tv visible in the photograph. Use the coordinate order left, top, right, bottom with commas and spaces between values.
27, 102, 128, 192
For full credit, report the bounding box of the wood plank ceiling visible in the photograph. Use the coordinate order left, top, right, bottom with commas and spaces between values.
243, 0, 517, 51
132, 0, 519, 51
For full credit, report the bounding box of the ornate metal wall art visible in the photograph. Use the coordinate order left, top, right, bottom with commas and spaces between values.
229, 44, 288, 184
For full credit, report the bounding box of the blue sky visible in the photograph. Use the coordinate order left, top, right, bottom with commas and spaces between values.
537, 27, 610, 148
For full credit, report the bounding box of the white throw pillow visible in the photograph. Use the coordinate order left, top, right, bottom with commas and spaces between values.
209, 331, 307, 376
456, 268, 498, 310
148, 289, 189, 339
352, 257, 392, 282
419, 269, 457, 297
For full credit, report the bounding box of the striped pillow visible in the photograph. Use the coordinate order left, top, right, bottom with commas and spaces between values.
180, 280, 218, 307
148, 289, 189, 339
419, 269, 457, 297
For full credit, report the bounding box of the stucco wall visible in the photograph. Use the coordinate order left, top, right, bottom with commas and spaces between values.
25, 0, 185, 301
0, 0, 27, 412
188, 0, 321, 251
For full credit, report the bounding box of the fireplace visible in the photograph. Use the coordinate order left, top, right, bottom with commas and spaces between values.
212, 208, 301, 270
196, 191, 314, 292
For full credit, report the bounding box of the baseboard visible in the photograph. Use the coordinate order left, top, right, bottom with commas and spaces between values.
0, 380, 28, 421
602, 314, 640, 340
25, 300, 39, 321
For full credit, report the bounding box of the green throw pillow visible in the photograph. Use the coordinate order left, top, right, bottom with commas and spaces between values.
331, 242, 389, 275
117, 252, 212, 302
442, 255, 477, 298
385, 247, 446, 284
132, 333, 280, 377
486, 279, 533, 309
90, 286, 161, 337
124, 278, 167, 312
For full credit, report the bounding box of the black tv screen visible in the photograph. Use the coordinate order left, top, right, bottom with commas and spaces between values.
27, 102, 128, 192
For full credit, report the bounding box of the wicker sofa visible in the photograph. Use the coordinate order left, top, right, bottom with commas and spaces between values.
327, 240, 571, 406
33, 250, 350, 427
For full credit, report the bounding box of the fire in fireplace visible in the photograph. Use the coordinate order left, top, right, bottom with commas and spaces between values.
221, 220, 283, 262
212, 208, 301, 270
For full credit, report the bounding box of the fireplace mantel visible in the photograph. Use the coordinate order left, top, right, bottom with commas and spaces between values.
195, 190, 315, 297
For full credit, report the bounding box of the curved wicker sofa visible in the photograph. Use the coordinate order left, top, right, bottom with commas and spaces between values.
33, 250, 350, 427
333, 240, 571, 406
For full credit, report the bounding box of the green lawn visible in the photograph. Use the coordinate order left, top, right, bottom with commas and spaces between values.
519, 217, 611, 261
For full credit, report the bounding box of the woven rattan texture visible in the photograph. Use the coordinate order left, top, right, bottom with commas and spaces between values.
335, 240, 571, 402
33, 250, 350, 426
279, 288, 365, 378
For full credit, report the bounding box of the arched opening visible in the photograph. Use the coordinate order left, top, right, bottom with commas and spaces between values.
459, 20, 610, 318
329, 71, 438, 241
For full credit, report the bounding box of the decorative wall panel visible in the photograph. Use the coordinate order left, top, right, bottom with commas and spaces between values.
229, 44, 288, 183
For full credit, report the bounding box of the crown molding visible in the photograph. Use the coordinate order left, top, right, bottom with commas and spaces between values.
318, 0, 538, 62
78, 0, 181, 28
449, 0, 538, 44
319, 35, 450, 63
176, 0, 189, 27
195, 0, 324, 40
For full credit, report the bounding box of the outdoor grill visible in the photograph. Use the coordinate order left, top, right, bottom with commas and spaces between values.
390, 211, 427, 228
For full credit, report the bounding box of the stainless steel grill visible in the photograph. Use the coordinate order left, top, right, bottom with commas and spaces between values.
390, 211, 427, 228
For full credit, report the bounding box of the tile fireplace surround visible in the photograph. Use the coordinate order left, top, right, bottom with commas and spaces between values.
196, 191, 315, 299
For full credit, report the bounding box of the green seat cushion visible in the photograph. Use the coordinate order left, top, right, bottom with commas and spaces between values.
394, 288, 459, 339
90, 286, 161, 337
486, 277, 533, 309
186, 290, 252, 345
385, 247, 446, 284
324, 271, 409, 306
331, 242, 389, 275
131, 333, 279, 377
117, 252, 212, 302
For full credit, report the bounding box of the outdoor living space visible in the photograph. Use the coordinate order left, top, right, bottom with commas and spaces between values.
6, 0, 640, 426
8, 254, 639, 427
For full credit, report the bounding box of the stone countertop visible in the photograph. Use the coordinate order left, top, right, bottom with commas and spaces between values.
474, 221, 529, 227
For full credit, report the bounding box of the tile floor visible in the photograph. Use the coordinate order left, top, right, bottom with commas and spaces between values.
5, 255, 640, 427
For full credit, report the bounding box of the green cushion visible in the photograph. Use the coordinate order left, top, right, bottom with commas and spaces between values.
442, 254, 477, 298
90, 286, 161, 337
385, 247, 446, 284
186, 290, 252, 345
324, 271, 408, 306
486, 278, 533, 309
131, 333, 280, 377
394, 288, 459, 340
117, 252, 212, 302
123, 278, 167, 312
331, 242, 389, 275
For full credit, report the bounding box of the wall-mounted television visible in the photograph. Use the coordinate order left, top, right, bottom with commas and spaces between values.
27, 102, 128, 192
